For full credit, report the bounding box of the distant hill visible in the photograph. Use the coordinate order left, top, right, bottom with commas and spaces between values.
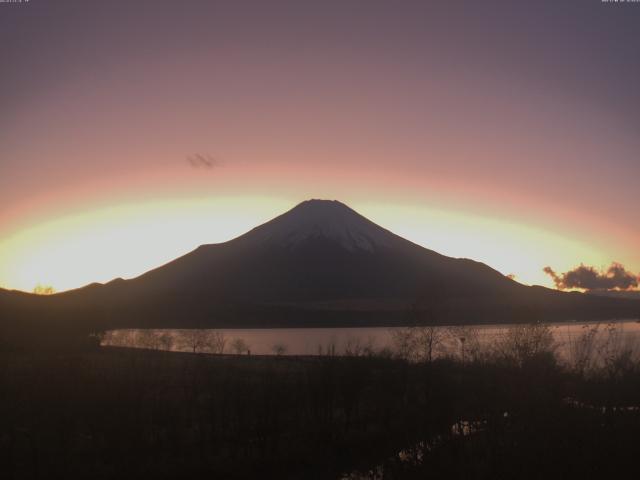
585, 290, 640, 301
2, 200, 639, 337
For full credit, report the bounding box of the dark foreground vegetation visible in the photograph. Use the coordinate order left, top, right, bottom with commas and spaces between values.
1, 326, 640, 480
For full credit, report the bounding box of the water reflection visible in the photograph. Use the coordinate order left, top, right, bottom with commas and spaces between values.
341, 420, 486, 480
103, 321, 640, 363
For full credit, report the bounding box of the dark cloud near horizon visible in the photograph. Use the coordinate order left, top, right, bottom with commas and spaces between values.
544, 263, 639, 291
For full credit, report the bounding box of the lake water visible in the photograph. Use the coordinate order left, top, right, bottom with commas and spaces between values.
103, 320, 640, 361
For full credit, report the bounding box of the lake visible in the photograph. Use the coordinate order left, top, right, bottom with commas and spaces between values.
103, 319, 640, 362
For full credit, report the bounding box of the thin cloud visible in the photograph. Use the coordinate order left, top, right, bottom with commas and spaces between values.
186, 153, 221, 169
543, 263, 639, 291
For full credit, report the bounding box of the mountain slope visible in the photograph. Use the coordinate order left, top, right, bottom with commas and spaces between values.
122, 199, 520, 302
2, 199, 639, 330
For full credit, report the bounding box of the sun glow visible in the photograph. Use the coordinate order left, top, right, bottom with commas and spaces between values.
0, 195, 615, 293
356, 202, 610, 289
0, 196, 291, 293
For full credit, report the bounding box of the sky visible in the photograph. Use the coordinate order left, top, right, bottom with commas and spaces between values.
1, 0, 639, 293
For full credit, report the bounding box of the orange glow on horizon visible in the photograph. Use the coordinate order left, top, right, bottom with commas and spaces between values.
1, 188, 636, 294
3, 1, 639, 295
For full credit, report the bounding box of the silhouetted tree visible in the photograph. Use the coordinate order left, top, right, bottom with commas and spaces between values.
271, 343, 288, 356
137, 330, 162, 350
231, 338, 249, 354
159, 331, 174, 351
180, 328, 211, 353
33, 284, 55, 295
390, 326, 445, 362
493, 323, 556, 366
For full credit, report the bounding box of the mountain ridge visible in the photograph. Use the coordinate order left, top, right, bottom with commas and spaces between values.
1, 200, 639, 333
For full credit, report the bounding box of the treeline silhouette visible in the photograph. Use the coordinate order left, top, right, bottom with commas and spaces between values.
1, 323, 640, 479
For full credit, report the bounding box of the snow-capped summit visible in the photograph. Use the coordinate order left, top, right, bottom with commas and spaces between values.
240, 199, 400, 252
21, 198, 636, 330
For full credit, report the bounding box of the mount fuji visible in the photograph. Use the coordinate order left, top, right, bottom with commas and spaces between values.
2, 200, 639, 330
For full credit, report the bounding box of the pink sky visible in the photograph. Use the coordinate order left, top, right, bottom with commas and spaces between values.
1, 1, 638, 292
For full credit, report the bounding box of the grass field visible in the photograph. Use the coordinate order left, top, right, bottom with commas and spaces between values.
1, 337, 640, 479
